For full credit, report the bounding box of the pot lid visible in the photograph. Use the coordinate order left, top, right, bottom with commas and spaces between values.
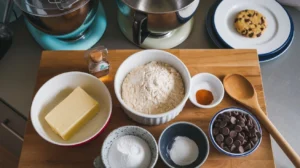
122, 0, 195, 13
14, 0, 90, 16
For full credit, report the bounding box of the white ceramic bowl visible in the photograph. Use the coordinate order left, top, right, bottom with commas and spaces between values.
101, 126, 158, 168
189, 73, 224, 108
114, 50, 191, 125
31, 72, 112, 146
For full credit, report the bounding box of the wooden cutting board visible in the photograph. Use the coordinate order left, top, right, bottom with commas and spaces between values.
18, 49, 275, 168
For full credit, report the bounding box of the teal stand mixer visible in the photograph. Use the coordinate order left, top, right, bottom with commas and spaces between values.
14, 0, 107, 50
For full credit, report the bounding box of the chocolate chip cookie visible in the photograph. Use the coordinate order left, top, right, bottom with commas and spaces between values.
234, 9, 267, 38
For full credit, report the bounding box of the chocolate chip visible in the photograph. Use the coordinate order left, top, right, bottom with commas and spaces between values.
238, 146, 244, 153
230, 144, 236, 152
257, 33, 262, 37
247, 14, 251, 17
229, 130, 237, 138
261, 17, 265, 24
235, 125, 242, 132
250, 140, 255, 147
237, 133, 244, 142
238, 120, 245, 127
241, 30, 248, 35
214, 122, 220, 128
235, 18, 238, 23
244, 143, 252, 151
223, 115, 231, 122
249, 33, 254, 38
222, 127, 230, 135
216, 134, 224, 142
233, 111, 239, 116
220, 142, 224, 148
251, 136, 258, 143
234, 140, 242, 147
250, 129, 256, 137
225, 137, 233, 145
260, 27, 264, 31
220, 121, 227, 128
243, 126, 249, 132
248, 28, 252, 31
213, 128, 219, 136
256, 132, 262, 139
245, 10, 248, 12
228, 123, 235, 129
239, 18, 242, 21
230, 117, 237, 124
224, 146, 230, 152
240, 132, 246, 138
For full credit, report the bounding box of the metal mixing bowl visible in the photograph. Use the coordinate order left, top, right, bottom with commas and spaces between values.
116, 0, 200, 45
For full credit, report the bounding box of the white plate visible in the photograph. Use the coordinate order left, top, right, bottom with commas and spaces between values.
214, 0, 291, 55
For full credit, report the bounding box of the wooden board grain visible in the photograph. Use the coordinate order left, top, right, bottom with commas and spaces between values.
18, 49, 275, 168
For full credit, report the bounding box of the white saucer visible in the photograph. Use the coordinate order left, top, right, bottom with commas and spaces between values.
214, 0, 291, 55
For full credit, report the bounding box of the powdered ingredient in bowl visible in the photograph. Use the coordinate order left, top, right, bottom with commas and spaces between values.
169, 136, 199, 166
108, 135, 151, 168
121, 61, 185, 114
196, 89, 214, 105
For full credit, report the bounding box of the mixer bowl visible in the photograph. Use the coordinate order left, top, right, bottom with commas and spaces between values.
116, 0, 200, 45
14, 0, 98, 36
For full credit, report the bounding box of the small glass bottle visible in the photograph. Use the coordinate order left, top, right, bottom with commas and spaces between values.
85, 46, 110, 78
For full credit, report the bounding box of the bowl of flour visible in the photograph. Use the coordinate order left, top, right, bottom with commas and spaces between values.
114, 50, 191, 125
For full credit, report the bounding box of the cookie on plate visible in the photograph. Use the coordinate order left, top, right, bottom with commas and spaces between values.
234, 9, 267, 38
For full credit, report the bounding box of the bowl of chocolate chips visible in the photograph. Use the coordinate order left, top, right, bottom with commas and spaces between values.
209, 107, 262, 157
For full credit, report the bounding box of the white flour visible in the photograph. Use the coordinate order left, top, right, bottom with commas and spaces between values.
169, 136, 199, 166
121, 61, 185, 114
108, 135, 151, 168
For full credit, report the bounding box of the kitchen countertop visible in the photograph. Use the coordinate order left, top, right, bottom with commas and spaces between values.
0, 0, 299, 167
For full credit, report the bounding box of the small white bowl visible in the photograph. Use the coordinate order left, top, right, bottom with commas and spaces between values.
101, 126, 158, 168
189, 73, 224, 108
31, 72, 112, 146
114, 49, 191, 125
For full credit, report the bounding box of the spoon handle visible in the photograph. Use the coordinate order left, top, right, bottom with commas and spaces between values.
253, 107, 300, 167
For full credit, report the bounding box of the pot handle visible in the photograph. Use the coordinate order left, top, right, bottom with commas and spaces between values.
133, 12, 149, 45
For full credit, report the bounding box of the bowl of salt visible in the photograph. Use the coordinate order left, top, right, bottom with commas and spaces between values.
158, 122, 209, 168
99, 126, 158, 168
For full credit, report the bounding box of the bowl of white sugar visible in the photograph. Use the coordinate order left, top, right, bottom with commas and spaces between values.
100, 126, 158, 168
114, 49, 191, 125
158, 122, 209, 168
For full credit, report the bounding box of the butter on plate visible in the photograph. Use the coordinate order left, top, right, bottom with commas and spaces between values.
45, 87, 99, 140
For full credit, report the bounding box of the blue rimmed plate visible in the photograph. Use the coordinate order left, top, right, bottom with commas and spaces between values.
206, 0, 294, 62
213, 0, 291, 56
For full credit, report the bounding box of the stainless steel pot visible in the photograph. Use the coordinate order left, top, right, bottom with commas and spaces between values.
116, 0, 199, 45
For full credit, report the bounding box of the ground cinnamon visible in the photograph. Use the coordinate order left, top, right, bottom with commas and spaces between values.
196, 89, 214, 105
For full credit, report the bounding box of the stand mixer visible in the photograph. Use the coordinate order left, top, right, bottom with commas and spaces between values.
14, 0, 107, 50
117, 0, 199, 49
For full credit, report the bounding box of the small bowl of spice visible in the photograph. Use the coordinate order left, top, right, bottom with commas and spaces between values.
189, 73, 224, 108
159, 122, 209, 168
100, 126, 158, 168
209, 107, 262, 157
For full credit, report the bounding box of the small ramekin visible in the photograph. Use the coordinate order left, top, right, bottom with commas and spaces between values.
189, 73, 224, 108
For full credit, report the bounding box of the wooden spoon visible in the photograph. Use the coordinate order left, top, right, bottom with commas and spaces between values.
223, 74, 300, 167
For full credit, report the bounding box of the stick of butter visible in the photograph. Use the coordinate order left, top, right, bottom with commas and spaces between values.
45, 87, 99, 140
